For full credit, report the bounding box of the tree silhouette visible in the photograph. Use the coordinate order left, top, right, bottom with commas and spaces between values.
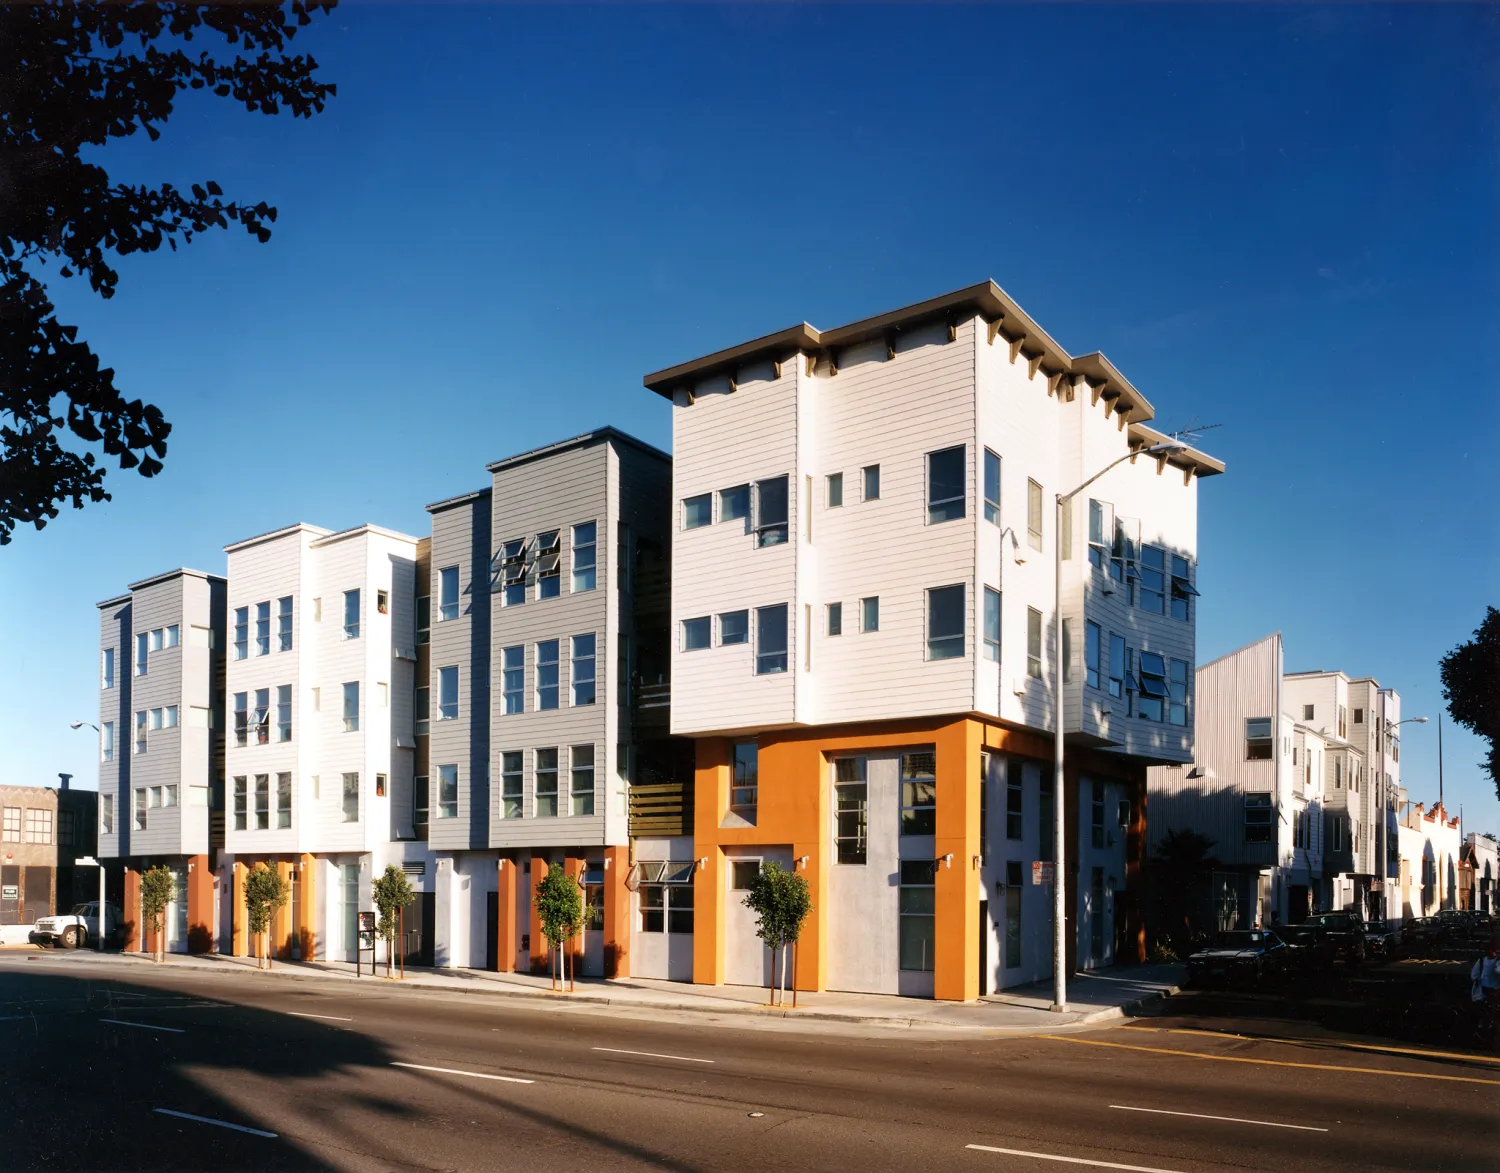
371, 864, 416, 978
741, 862, 811, 1006
0, 2, 337, 544
139, 865, 176, 963
1441, 606, 1500, 800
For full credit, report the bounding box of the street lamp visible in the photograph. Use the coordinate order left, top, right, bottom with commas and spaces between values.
68, 722, 107, 951
1050, 440, 1183, 1012
1376, 715, 1426, 917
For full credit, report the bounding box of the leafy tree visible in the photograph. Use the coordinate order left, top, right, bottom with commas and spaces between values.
139, 865, 176, 963
1441, 606, 1500, 800
534, 863, 584, 992
0, 2, 337, 545
244, 862, 288, 970
372, 864, 416, 978
741, 862, 811, 1006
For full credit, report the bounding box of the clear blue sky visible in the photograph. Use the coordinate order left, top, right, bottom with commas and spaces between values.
6, 4, 1497, 829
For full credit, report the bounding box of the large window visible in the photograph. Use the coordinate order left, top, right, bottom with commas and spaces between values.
536, 639, 560, 710
756, 605, 788, 675
500, 752, 523, 819
1006, 758, 1023, 840
1139, 546, 1165, 614
437, 665, 458, 720
719, 610, 748, 645
1108, 633, 1125, 698
232, 777, 247, 831
983, 449, 1001, 525
342, 682, 360, 733
1026, 608, 1043, 679
927, 585, 965, 660
24, 808, 53, 845
439, 566, 460, 621
254, 774, 270, 830
255, 600, 271, 656
343, 589, 361, 640
341, 772, 359, 823
572, 634, 596, 705
1085, 621, 1101, 688
755, 476, 789, 547
1244, 793, 1272, 843
899, 859, 937, 972
984, 588, 1001, 662
927, 446, 965, 523
682, 617, 711, 651
276, 684, 292, 742
1138, 652, 1168, 722
276, 773, 292, 830
570, 745, 595, 816
683, 494, 712, 529
102, 647, 115, 689
1245, 717, 1273, 761
1169, 659, 1189, 726
834, 758, 867, 864
502, 646, 524, 714
437, 764, 458, 819
900, 750, 937, 835
0, 807, 18, 842
535, 748, 559, 817
277, 596, 293, 652
1027, 479, 1043, 550
536, 531, 561, 599
571, 522, 597, 592
731, 743, 758, 818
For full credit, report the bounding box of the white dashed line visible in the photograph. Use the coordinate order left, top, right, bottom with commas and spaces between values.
592, 1046, 715, 1064
966, 1144, 1186, 1172
1109, 1104, 1328, 1132
391, 1062, 534, 1085
154, 1108, 277, 1138
101, 1018, 184, 1033
288, 1011, 354, 1022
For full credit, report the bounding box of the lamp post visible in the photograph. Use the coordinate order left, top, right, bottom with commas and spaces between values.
69, 722, 107, 950
1378, 714, 1427, 918
1050, 441, 1182, 1012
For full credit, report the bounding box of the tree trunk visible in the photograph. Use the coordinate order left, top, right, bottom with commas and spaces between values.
550, 940, 557, 991
768, 941, 777, 1006
568, 931, 575, 993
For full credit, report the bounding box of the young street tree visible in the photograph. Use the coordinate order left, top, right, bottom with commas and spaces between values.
139, 865, 176, 963
372, 864, 416, 978
742, 862, 812, 1006
0, 2, 337, 545
1441, 605, 1500, 800
244, 862, 289, 970
534, 863, 584, 992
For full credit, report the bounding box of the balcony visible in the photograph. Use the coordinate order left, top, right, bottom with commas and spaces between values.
628, 782, 692, 838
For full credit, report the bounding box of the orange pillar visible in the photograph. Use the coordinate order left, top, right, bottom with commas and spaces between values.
274, 860, 294, 959
297, 855, 317, 961
495, 856, 517, 972
602, 845, 630, 979
529, 855, 549, 975
231, 861, 248, 957
186, 855, 212, 954
123, 866, 142, 953
692, 738, 729, 987
563, 857, 584, 981
933, 718, 982, 1001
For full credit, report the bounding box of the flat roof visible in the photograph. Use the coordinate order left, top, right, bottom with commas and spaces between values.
96, 592, 132, 610
485, 426, 670, 475
309, 523, 421, 549
426, 487, 492, 515
224, 522, 332, 554
126, 567, 224, 592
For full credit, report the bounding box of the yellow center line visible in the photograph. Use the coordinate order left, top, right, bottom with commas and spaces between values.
1032, 1034, 1500, 1086
1117, 1025, 1500, 1067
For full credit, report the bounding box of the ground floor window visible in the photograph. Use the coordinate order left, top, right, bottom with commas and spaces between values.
1005, 860, 1023, 967
634, 861, 695, 934
833, 757, 867, 864
583, 861, 605, 931
899, 859, 936, 972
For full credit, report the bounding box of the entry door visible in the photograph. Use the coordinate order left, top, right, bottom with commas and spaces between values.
341, 864, 360, 961
289, 870, 301, 959
582, 872, 604, 977
165, 867, 188, 952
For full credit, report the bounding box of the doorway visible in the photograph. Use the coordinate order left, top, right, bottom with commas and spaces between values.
341, 863, 360, 961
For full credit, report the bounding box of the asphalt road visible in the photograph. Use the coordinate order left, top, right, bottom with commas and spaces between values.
2, 953, 1496, 1173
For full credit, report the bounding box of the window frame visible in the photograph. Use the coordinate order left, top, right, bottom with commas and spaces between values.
341, 772, 359, 823
682, 494, 713, 530
899, 750, 937, 836
1085, 620, 1101, 688
438, 565, 461, 622
682, 616, 711, 652
861, 595, 880, 634
571, 521, 598, 592
755, 604, 788, 675
826, 601, 843, 638
342, 681, 360, 733
570, 745, 595, 816
1027, 479, 1044, 550
926, 445, 966, 524
983, 448, 1001, 525
500, 752, 523, 819
437, 665, 459, 721
571, 633, 596, 706
754, 476, 789, 547
1026, 607, 1043, 679
1245, 717, 1274, 761
343, 589, 361, 640
536, 639, 560, 710
534, 748, 559, 817
502, 645, 524, 714
436, 763, 459, 820
718, 610, 749, 646
730, 743, 758, 818
719, 484, 750, 526
862, 464, 881, 502
277, 595, 293, 652
826, 472, 843, 509
833, 757, 868, 865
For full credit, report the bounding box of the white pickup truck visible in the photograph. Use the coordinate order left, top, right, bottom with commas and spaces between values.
30, 901, 122, 949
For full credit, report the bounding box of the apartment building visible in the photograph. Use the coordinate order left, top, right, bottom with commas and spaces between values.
222, 522, 430, 963
96, 569, 226, 953
1459, 832, 1496, 914
1397, 799, 1461, 917
1350, 680, 1403, 917
645, 281, 1222, 1000
0, 777, 97, 927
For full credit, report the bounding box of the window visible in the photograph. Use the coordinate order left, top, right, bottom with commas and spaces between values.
535, 748, 559, 817
926, 585, 964, 660
731, 743, 758, 816
232, 776, 247, 831
229, 692, 247, 748
1138, 653, 1168, 722
826, 473, 843, 508
343, 589, 360, 639
1091, 781, 1105, 848
232, 606, 248, 660
1169, 659, 1189, 726
537, 640, 560, 709
1335, 757, 1343, 788
756, 604, 788, 674
23, 808, 52, 845
983, 588, 1001, 662
134, 788, 147, 831
341, 772, 359, 822
1329, 815, 1344, 852
439, 566, 460, 621
570, 745, 595, 816
536, 531, 561, 599
502, 646, 523, 714
1169, 554, 1196, 620
134, 711, 147, 754
252, 688, 270, 744
276, 772, 292, 829
150, 627, 163, 653
731, 860, 762, 890
927, 446, 965, 523
571, 521, 597, 591
499, 538, 527, 607
1061, 621, 1073, 684
1244, 793, 1272, 842
1354, 708, 1364, 724
834, 758, 867, 864
135, 632, 148, 676
416, 596, 431, 643
148, 706, 162, 731
415, 685, 429, 734
899, 859, 937, 972
983, 449, 1001, 525
682, 617, 711, 651
500, 752, 523, 818
413, 775, 429, 830
1088, 499, 1114, 569
253, 600, 270, 656
100, 795, 114, 837
1302, 704, 1315, 721
100, 721, 114, 762
1338, 704, 1347, 738
1026, 608, 1043, 678
1245, 717, 1273, 760
254, 774, 269, 830
719, 484, 750, 525
1006, 759, 1023, 840
102, 647, 116, 688
377, 589, 389, 615
719, 610, 748, 645
342, 682, 359, 732
683, 494, 712, 529
571, 633, 596, 705
435, 763, 458, 820
0, 807, 17, 842
1085, 621, 1101, 688
436, 665, 458, 721
862, 464, 881, 501
900, 750, 937, 835
312, 597, 322, 622
1004, 859, 1023, 968
275, 685, 291, 742
274, 595, 293, 652
1108, 633, 1125, 699
754, 476, 789, 547
1138, 546, 1165, 614
1027, 479, 1043, 550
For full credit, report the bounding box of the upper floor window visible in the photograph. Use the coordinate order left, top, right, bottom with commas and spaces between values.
827, 602, 843, 637
1244, 794, 1273, 843
164, 624, 179, 648
1108, 633, 1126, 698
755, 604, 788, 674
499, 538, 526, 606
863, 464, 881, 502
719, 610, 748, 645
719, 484, 750, 525
134, 711, 148, 754
826, 473, 843, 508
570, 745, 595, 816
135, 632, 148, 676
1245, 717, 1273, 760
233, 606, 248, 660
343, 589, 361, 640
437, 666, 458, 721
983, 449, 1001, 525
277, 596, 293, 652
100, 794, 114, 836
900, 750, 937, 835
683, 494, 712, 530
1026, 608, 1043, 679
1139, 546, 1165, 614
536, 531, 561, 599
1169, 659, 1189, 726
1303, 704, 1315, 721
1085, 621, 1101, 688
1169, 554, 1196, 620
834, 757, 867, 864
276, 685, 292, 742
572, 522, 598, 591
754, 477, 789, 547
536, 640, 560, 710
682, 617, 711, 651
572, 634, 596, 705
341, 772, 359, 823
983, 588, 1001, 662
0, 807, 18, 842
437, 764, 459, 820
1027, 479, 1043, 550
255, 601, 271, 655
502, 646, 524, 714
927, 446, 965, 523
439, 566, 460, 621
731, 743, 758, 817
861, 596, 880, 634
102, 648, 115, 689
535, 748, 559, 817
1138, 652, 1168, 721
101, 721, 114, 763
1088, 499, 1114, 568
416, 596, 431, 643
342, 682, 360, 733
253, 688, 270, 744
499, 752, 523, 819
926, 585, 964, 660
233, 692, 247, 747
415, 685, 429, 735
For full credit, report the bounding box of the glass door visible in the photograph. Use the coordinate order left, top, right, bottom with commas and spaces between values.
341, 864, 360, 961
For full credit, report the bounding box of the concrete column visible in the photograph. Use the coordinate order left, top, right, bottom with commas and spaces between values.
602, 845, 630, 979
933, 718, 982, 1002
231, 861, 248, 957
529, 855, 548, 975
274, 860, 294, 959
297, 854, 317, 961
186, 855, 212, 954
495, 856, 517, 973
123, 866, 142, 953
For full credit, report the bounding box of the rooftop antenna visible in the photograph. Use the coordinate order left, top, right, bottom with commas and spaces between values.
1438, 713, 1444, 813
1164, 418, 1223, 447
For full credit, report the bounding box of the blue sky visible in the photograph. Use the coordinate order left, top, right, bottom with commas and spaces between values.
6, 4, 1497, 828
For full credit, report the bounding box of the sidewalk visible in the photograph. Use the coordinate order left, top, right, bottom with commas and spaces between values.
16, 946, 1182, 1033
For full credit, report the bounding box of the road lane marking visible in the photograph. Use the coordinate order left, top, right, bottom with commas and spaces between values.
391, 1062, 534, 1084
0, 1015, 27, 1021
1035, 1034, 1500, 1087
1109, 1105, 1327, 1132
966, 1144, 1185, 1172
1123, 1025, 1500, 1067
154, 1108, 277, 1138
288, 1011, 353, 1022
101, 1018, 184, 1034
591, 1046, 714, 1064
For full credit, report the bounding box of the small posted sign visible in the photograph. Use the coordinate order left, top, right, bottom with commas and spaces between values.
1031, 861, 1055, 886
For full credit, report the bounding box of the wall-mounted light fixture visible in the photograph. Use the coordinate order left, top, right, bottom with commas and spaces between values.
941, 853, 954, 869
798, 855, 810, 870
972, 854, 982, 870
698, 857, 709, 871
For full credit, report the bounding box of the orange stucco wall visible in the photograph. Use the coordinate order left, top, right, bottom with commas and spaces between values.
230, 861, 247, 957
603, 844, 630, 978
297, 855, 317, 961
496, 857, 518, 972
186, 855, 213, 954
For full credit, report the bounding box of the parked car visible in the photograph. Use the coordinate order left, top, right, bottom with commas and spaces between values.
1404, 916, 1444, 952
1186, 930, 1288, 985
29, 901, 121, 949
1279, 925, 1337, 972
1364, 919, 1403, 959
1306, 910, 1366, 965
